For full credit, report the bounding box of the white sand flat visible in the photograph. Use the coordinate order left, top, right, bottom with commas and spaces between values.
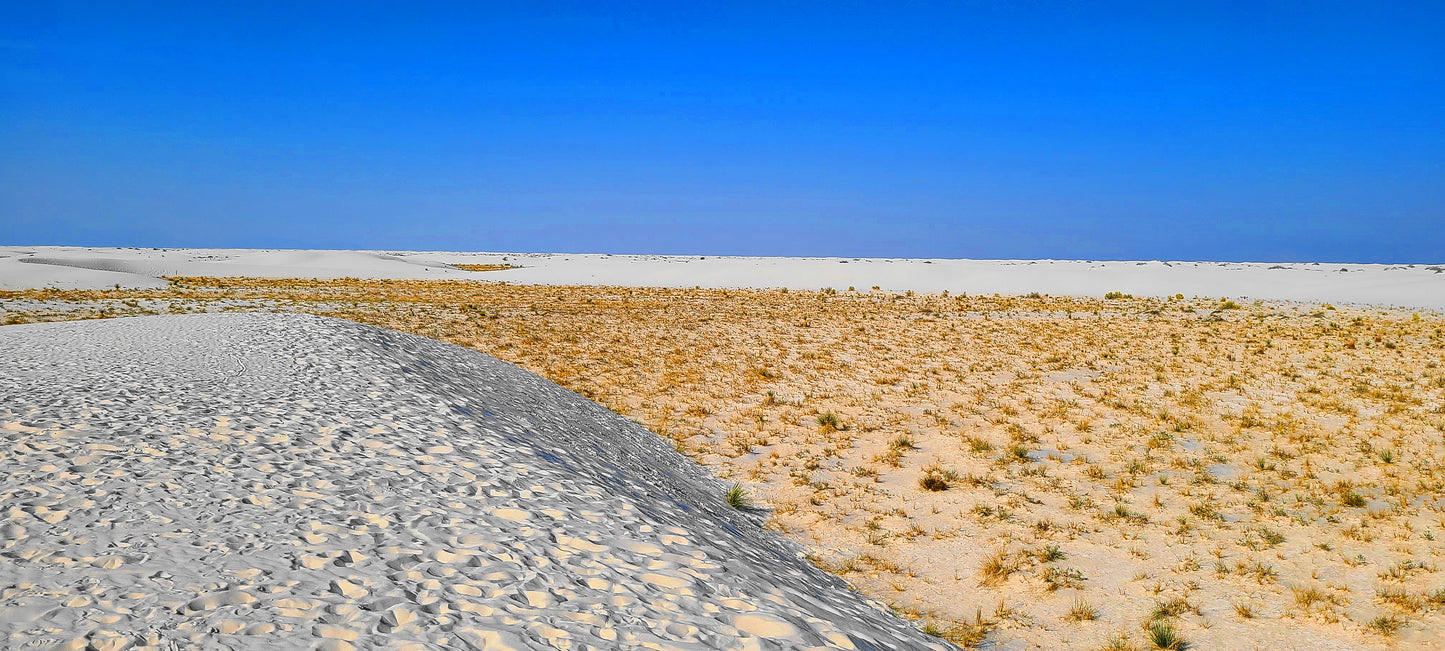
0, 313, 954, 650
426, 253, 1445, 310
0, 247, 475, 289
3, 247, 1441, 310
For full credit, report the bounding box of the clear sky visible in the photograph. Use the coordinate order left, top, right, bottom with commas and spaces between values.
2, 2, 1441, 262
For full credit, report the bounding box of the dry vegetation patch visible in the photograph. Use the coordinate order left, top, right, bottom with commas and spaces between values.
4, 279, 1444, 648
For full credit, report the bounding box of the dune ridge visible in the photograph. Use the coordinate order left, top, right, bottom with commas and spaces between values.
0, 313, 952, 650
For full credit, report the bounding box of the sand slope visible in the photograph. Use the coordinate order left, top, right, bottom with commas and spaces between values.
0, 313, 952, 650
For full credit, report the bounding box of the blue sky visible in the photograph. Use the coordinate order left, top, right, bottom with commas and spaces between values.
2, 2, 1442, 261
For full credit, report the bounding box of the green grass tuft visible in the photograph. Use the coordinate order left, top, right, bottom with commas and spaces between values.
724, 483, 750, 509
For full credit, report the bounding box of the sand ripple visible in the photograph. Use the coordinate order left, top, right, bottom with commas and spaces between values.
0, 313, 951, 650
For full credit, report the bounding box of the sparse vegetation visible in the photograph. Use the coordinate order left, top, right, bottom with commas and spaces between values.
725, 483, 750, 509
1144, 619, 1184, 650
1148, 597, 1192, 621
6, 279, 1444, 650
979, 548, 1020, 587
918, 462, 957, 491
1041, 566, 1085, 592
1366, 615, 1402, 636
1064, 596, 1099, 622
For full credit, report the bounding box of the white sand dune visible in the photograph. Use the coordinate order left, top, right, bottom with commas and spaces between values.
3, 246, 1442, 310
0, 247, 478, 290
0, 313, 953, 650
0, 254, 171, 291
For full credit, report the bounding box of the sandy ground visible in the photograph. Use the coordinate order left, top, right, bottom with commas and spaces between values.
3, 279, 1442, 650
3, 247, 1442, 310
0, 313, 953, 650
2, 250, 1443, 649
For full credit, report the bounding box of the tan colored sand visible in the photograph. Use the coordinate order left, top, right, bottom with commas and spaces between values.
4, 279, 1444, 649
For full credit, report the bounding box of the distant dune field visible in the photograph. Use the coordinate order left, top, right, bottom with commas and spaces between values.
3, 246, 1443, 310
2, 254, 1444, 649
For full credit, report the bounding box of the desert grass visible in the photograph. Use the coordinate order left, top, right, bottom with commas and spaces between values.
1144, 619, 1185, 650
3, 278, 1444, 648
1065, 596, 1100, 622
725, 483, 751, 509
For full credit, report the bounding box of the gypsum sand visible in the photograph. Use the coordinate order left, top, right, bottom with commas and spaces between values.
0, 312, 955, 651
3, 278, 1445, 649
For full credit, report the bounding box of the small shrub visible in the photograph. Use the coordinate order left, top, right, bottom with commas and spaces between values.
873, 448, 904, 468
684, 404, 712, 417
1244, 526, 1285, 549
1144, 620, 1183, 649
1292, 585, 1341, 609
1105, 504, 1148, 524
1037, 544, 1065, 562
724, 484, 750, 509
1189, 502, 1223, 521
816, 411, 842, 432
1241, 560, 1280, 583
1367, 615, 1402, 636
1379, 560, 1433, 582
1064, 596, 1099, 622
1149, 597, 1191, 621
979, 549, 1019, 586
1041, 566, 1086, 592
1377, 587, 1423, 612
939, 608, 994, 647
